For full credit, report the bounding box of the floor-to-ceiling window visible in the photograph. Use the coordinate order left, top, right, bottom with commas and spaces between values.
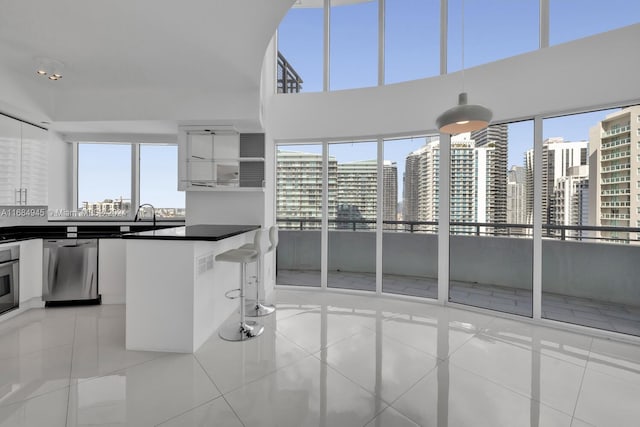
327, 140, 377, 291
449, 121, 534, 316
276, 143, 324, 287
541, 107, 640, 336
382, 135, 439, 298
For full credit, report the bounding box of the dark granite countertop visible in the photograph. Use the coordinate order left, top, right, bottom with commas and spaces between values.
121, 224, 259, 241
0, 223, 180, 243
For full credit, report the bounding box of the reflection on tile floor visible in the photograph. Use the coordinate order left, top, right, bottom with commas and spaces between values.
278, 269, 640, 336
1, 290, 640, 426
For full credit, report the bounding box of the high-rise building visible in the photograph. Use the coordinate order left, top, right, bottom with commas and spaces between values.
403, 142, 439, 224
276, 150, 337, 229
471, 124, 508, 224
403, 144, 430, 223
450, 134, 478, 225
336, 160, 377, 229
507, 165, 527, 225
382, 161, 398, 223
277, 152, 398, 230
552, 165, 589, 238
525, 138, 589, 225
589, 105, 640, 241
402, 133, 497, 231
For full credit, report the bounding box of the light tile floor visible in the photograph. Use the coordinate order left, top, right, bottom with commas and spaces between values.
1, 290, 640, 426
278, 269, 640, 336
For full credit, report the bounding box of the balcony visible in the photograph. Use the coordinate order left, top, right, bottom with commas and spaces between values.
601, 137, 630, 150
601, 176, 630, 184
602, 124, 631, 137
601, 163, 631, 173
601, 151, 630, 161
276, 219, 640, 337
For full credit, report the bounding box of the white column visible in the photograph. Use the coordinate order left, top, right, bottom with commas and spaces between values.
438, 134, 451, 304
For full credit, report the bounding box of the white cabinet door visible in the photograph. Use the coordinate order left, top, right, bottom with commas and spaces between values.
0, 115, 22, 205
20, 123, 48, 206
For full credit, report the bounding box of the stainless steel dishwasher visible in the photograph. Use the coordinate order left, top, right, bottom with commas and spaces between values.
43, 239, 101, 306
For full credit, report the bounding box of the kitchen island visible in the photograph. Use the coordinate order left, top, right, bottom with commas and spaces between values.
123, 224, 260, 353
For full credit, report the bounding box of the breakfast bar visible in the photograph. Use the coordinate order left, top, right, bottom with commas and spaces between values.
123, 224, 260, 353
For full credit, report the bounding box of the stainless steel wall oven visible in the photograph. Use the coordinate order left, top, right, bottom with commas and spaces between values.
0, 246, 19, 315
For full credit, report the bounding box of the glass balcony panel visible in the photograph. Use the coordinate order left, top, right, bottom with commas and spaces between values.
382, 136, 438, 299
328, 141, 377, 291
542, 106, 640, 337
276, 143, 323, 287
449, 121, 534, 317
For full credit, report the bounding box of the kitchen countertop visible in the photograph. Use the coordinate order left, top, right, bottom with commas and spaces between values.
121, 224, 259, 241
0, 223, 182, 243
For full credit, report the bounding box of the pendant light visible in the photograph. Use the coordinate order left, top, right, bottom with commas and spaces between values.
436, 0, 492, 134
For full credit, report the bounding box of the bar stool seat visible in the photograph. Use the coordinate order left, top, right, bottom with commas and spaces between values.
215, 247, 264, 341
240, 226, 276, 317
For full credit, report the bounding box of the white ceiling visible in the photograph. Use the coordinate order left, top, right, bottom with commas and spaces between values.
0, 0, 294, 133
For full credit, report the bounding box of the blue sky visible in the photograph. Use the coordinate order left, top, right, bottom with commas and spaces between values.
277, 1, 638, 202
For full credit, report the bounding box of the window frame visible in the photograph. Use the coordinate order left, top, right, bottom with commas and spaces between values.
72, 139, 184, 220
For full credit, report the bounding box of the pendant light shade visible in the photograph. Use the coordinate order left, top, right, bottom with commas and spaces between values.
436, 92, 492, 134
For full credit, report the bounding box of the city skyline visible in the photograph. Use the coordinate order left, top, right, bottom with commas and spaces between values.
275, 105, 640, 239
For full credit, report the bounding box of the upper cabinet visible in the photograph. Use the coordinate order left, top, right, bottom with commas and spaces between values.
178, 126, 265, 191
0, 114, 48, 206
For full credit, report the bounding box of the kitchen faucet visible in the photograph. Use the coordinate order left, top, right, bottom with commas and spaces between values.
134, 203, 156, 229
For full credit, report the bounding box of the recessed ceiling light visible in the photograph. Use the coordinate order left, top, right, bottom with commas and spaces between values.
34, 57, 64, 81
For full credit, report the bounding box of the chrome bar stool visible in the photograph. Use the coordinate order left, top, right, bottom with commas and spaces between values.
215, 232, 265, 341
241, 225, 277, 317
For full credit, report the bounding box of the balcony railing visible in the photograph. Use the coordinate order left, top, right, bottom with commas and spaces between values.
277, 51, 303, 94
601, 137, 630, 149
602, 124, 630, 137
276, 217, 640, 243
601, 151, 630, 161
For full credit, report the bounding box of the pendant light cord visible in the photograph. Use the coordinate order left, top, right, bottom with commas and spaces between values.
461, 0, 465, 92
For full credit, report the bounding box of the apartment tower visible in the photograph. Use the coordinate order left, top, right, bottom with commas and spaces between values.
589, 105, 640, 241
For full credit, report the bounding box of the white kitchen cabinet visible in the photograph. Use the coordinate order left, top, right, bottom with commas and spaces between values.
0, 114, 48, 206
178, 126, 264, 191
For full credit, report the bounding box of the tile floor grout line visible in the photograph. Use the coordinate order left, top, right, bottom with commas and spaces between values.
156, 353, 246, 427
570, 337, 594, 422
64, 308, 78, 427
448, 359, 579, 418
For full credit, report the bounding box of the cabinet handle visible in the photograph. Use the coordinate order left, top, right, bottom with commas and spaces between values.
22, 188, 27, 205
14, 188, 21, 205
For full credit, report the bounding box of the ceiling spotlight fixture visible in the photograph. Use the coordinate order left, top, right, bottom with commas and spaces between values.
34, 57, 64, 81
436, 0, 492, 134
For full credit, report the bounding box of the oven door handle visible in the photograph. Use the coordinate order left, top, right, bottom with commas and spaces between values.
0, 259, 19, 267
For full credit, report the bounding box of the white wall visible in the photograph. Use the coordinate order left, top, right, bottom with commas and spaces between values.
266, 24, 640, 141
185, 191, 265, 226
47, 131, 71, 212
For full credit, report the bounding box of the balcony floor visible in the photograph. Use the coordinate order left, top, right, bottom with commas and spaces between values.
277, 269, 640, 337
